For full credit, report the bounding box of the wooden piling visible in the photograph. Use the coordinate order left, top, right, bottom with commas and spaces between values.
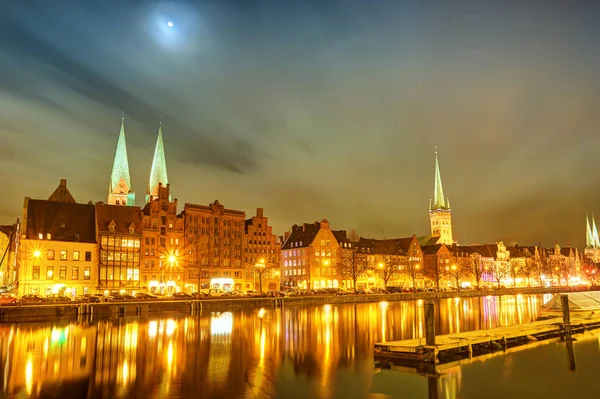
560, 294, 572, 340
425, 301, 436, 346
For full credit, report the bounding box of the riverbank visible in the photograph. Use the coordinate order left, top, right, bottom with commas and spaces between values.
0, 285, 595, 323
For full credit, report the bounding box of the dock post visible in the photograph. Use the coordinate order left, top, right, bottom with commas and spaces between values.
560, 294, 572, 340
425, 300, 436, 346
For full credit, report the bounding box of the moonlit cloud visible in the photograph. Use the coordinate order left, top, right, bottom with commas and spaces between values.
1, 1, 600, 247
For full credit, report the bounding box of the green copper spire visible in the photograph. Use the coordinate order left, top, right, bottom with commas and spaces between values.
586, 212, 594, 248
110, 115, 131, 191
146, 122, 169, 202
432, 148, 448, 210
593, 213, 600, 248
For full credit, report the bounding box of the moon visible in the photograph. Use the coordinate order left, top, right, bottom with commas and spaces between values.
167, 21, 174, 28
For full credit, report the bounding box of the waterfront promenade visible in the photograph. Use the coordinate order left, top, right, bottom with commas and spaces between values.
0, 285, 595, 323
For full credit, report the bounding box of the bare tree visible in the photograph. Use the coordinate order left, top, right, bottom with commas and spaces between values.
508, 259, 522, 287
372, 255, 396, 289
425, 256, 447, 290
347, 229, 360, 242
339, 247, 369, 292
468, 254, 485, 288
447, 258, 467, 290
519, 257, 537, 287
490, 260, 508, 287
558, 257, 575, 287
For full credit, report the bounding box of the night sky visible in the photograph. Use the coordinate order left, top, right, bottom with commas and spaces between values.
1, 1, 600, 248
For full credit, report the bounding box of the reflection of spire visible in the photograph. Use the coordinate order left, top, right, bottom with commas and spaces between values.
146, 122, 169, 202
432, 149, 448, 210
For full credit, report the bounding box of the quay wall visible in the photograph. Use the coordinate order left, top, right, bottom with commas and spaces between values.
0, 286, 596, 323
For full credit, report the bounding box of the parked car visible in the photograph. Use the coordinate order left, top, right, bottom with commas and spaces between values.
74, 294, 101, 303
0, 294, 19, 305
46, 294, 72, 303
20, 294, 48, 303
191, 292, 208, 299
91, 293, 113, 303
201, 289, 227, 297
111, 293, 135, 301
134, 292, 159, 300
168, 292, 194, 300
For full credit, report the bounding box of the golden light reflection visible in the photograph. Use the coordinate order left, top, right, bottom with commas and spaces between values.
166, 319, 176, 337
148, 321, 158, 338
25, 354, 33, 395
258, 308, 267, 319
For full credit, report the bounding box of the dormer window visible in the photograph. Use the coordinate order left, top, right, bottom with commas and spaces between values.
128, 223, 135, 235
108, 220, 116, 233
38, 233, 43, 240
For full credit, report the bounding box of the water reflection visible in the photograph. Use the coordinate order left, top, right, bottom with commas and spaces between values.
0, 294, 555, 398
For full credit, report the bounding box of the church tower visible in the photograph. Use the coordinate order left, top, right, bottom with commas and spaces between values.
585, 212, 600, 262
429, 149, 453, 245
146, 122, 170, 203
108, 115, 135, 206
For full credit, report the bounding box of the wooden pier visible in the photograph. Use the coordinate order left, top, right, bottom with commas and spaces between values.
374, 297, 600, 365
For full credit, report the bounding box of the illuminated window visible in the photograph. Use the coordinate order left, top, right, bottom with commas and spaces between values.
59, 266, 67, 279
46, 266, 54, 280
60, 250, 67, 260
32, 266, 40, 280
72, 267, 79, 280
47, 250, 55, 260
84, 267, 91, 280
73, 251, 80, 261
38, 233, 43, 240
47, 233, 51, 240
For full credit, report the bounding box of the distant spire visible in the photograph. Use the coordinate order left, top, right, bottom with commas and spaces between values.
593, 213, 600, 249
146, 122, 169, 202
586, 212, 593, 248
109, 115, 132, 193
429, 196, 432, 211
432, 149, 448, 210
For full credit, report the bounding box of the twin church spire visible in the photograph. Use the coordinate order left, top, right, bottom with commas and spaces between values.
108, 115, 170, 206
586, 212, 600, 249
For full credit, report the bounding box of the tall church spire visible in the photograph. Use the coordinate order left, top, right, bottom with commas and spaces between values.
429, 148, 453, 245
108, 114, 135, 206
146, 122, 169, 202
432, 148, 448, 210
593, 213, 600, 248
586, 212, 594, 248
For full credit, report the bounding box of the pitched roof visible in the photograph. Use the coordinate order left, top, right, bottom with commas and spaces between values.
282, 222, 321, 249
357, 238, 407, 256
26, 200, 95, 242
95, 203, 142, 235
421, 244, 443, 255
47, 179, 76, 204
147, 123, 169, 201
0, 225, 16, 237
506, 245, 536, 258
389, 236, 416, 253
109, 116, 132, 193
418, 236, 439, 246
332, 230, 350, 245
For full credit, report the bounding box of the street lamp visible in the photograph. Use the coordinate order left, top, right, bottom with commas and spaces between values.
254, 258, 266, 293
26, 249, 41, 295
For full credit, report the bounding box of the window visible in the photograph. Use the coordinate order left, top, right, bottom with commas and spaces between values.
59, 266, 67, 279
85, 251, 92, 261
38, 233, 43, 240
47, 233, 51, 240
146, 237, 150, 245
60, 250, 67, 260
101, 236, 108, 246
175, 238, 179, 246
46, 266, 54, 280
32, 266, 40, 280
73, 251, 80, 261
47, 250, 55, 260
72, 267, 79, 279
84, 267, 91, 280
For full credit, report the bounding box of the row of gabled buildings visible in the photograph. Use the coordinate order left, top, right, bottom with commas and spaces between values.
279, 218, 592, 291
2, 116, 598, 296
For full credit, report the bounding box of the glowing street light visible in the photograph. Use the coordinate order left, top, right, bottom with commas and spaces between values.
33, 249, 41, 259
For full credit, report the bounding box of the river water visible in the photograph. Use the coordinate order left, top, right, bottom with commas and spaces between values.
1, 294, 599, 399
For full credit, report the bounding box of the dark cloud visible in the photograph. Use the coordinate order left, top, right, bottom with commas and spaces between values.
1, 1, 600, 247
